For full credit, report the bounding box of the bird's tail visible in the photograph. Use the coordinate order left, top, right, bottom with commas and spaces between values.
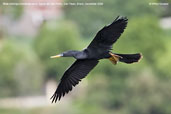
109, 52, 142, 64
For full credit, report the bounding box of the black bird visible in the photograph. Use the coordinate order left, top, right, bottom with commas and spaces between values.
50, 16, 142, 103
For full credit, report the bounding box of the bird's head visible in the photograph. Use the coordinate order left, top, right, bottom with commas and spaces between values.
50, 50, 86, 59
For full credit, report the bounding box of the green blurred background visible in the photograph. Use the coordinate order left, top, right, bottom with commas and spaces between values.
0, 0, 171, 114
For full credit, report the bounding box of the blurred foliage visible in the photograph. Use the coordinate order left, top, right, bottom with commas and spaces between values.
81, 70, 171, 114
64, 0, 161, 38
0, 0, 23, 19
157, 0, 171, 17
0, 41, 22, 97
156, 29, 171, 77
0, 40, 44, 97
34, 21, 81, 79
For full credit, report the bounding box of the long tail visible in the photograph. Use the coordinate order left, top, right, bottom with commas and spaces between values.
109, 52, 142, 64
116, 53, 142, 64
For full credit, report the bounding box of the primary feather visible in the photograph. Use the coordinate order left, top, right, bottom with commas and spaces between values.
88, 16, 128, 51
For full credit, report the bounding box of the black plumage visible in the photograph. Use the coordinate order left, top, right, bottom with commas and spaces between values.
50, 16, 142, 103
88, 16, 128, 50
51, 60, 98, 102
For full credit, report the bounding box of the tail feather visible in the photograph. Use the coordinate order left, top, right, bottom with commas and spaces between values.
115, 53, 142, 64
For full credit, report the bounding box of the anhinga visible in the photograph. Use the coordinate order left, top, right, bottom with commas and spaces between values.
50, 16, 142, 103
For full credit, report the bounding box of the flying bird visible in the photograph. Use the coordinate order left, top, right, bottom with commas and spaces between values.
50, 16, 142, 103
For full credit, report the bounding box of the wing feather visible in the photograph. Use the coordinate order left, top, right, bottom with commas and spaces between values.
51, 59, 98, 102
88, 16, 128, 51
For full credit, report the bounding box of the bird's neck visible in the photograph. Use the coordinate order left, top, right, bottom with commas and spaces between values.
73, 51, 87, 59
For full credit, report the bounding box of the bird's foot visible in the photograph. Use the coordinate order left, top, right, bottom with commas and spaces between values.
109, 52, 122, 65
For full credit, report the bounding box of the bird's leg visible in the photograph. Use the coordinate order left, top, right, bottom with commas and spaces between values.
109, 52, 122, 65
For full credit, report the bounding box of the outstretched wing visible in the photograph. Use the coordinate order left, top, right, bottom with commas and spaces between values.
51, 59, 99, 103
88, 16, 128, 51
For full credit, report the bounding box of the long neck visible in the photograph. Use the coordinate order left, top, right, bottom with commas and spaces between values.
73, 51, 87, 59
63, 50, 87, 59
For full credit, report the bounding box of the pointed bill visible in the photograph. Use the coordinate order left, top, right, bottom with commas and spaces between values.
50, 54, 63, 58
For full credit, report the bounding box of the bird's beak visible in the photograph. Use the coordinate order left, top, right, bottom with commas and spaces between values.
50, 54, 63, 58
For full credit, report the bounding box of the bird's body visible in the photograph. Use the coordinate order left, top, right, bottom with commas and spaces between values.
59, 48, 110, 60
50, 16, 142, 102
79, 48, 110, 59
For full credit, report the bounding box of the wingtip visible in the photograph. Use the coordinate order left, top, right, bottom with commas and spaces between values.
138, 53, 143, 62
50, 94, 55, 103
115, 16, 128, 22
115, 15, 120, 20
50, 93, 60, 103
